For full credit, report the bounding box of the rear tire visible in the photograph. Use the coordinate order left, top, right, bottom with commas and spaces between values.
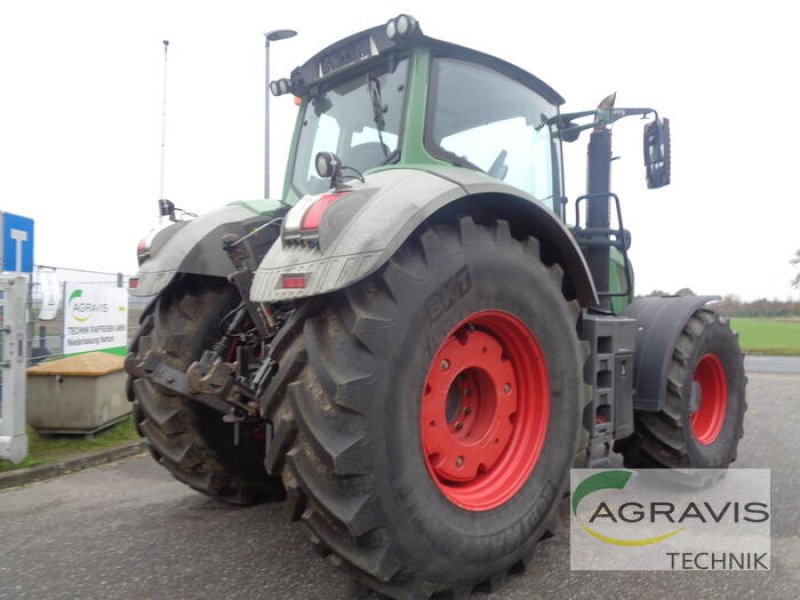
264, 217, 588, 598
619, 308, 746, 468
128, 276, 284, 505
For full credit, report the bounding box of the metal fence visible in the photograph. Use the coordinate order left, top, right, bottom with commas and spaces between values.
1, 268, 150, 462
27, 266, 148, 367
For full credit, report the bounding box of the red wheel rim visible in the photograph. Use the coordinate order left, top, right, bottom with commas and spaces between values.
420, 310, 549, 511
690, 353, 728, 445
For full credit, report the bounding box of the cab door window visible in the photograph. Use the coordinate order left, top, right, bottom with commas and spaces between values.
427, 58, 558, 209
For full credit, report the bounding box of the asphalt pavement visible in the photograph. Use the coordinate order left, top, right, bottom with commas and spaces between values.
744, 355, 800, 374
1, 371, 798, 600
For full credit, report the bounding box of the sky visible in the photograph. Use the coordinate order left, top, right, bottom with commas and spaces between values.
1, 0, 798, 301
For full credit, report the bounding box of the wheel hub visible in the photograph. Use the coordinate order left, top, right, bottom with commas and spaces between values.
421, 310, 549, 511
690, 353, 728, 445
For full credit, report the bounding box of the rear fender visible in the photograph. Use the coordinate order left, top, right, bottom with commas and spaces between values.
251, 167, 598, 306
132, 200, 286, 297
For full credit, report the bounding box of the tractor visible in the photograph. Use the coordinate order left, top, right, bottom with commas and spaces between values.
126, 15, 745, 599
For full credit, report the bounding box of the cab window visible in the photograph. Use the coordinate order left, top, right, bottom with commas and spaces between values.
292, 59, 408, 196
427, 58, 558, 209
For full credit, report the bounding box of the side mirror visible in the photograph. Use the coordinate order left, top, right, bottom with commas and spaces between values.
643, 117, 671, 188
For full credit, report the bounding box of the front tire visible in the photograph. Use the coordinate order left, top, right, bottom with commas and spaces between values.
619, 308, 746, 468
264, 217, 588, 598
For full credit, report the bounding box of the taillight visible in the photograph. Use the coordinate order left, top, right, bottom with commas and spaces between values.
136, 230, 156, 264
136, 224, 169, 264
300, 193, 342, 230
281, 274, 307, 289
283, 191, 349, 237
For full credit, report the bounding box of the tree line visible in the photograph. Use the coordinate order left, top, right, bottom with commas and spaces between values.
637, 250, 800, 318
640, 288, 800, 318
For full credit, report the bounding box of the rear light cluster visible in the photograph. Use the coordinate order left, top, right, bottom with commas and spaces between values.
136, 228, 159, 265
300, 193, 340, 230
282, 191, 349, 242
136, 221, 173, 265
277, 191, 350, 290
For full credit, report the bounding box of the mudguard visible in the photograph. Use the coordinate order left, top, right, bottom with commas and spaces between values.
623, 295, 720, 412
250, 167, 598, 306
131, 200, 286, 297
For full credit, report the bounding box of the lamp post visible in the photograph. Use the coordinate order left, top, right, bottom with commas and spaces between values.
264, 29, 297, 199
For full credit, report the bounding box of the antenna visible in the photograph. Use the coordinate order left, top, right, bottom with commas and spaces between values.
158, 40, 175, 222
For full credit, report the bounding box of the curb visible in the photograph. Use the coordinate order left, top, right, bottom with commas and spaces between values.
0, 440, 148, 491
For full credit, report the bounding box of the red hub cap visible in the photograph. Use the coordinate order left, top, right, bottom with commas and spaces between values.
420, 310, 549, 511
690, 353, 728, 445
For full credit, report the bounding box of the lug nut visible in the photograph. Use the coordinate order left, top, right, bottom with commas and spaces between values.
454, 422, 463, 431
441, 359, 450, 371
503, 383, 511, 394
455, 456, 464, 467
464, 388, 472, 397
463, 407, 472, 416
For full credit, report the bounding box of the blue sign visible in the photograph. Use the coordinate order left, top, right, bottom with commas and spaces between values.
2, 213, 34, 273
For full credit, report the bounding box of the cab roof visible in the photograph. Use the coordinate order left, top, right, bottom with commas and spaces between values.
283, 20, 565, 106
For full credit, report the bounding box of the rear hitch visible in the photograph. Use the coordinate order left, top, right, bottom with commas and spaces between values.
125, 222, 287, 445
125, 349, 256, 418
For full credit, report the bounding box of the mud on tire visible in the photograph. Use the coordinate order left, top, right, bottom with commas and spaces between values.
263, 217, 589, 598
128, 276, 284, 505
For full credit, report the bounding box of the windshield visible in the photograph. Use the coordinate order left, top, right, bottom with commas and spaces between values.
292, 59, 409, 196
427, 58, 559, 210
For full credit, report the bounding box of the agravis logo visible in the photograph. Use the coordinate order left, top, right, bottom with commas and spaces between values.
68, 288, 109, 323
570, 468, 771, 571
572, 470, 683, 546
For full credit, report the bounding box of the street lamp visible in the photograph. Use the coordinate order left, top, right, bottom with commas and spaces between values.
264, 28, 297, 199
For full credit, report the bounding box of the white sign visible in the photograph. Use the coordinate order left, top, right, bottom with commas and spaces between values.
63, 283, 128, 355
570, 469, 770, 571
38, 269, 60, 321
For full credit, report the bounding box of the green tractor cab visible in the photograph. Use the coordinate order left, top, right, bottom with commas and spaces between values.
127, 15, 744, 600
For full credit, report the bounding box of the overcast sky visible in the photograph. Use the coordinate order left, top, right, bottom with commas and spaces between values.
1, 1, 798, 301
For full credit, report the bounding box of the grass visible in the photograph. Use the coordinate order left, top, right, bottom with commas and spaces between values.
730, 318, 800, 356
0, 416, 140, 473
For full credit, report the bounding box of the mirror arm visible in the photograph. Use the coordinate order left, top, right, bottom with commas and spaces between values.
606, 107, 658, 125
551, 107, 659, 141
